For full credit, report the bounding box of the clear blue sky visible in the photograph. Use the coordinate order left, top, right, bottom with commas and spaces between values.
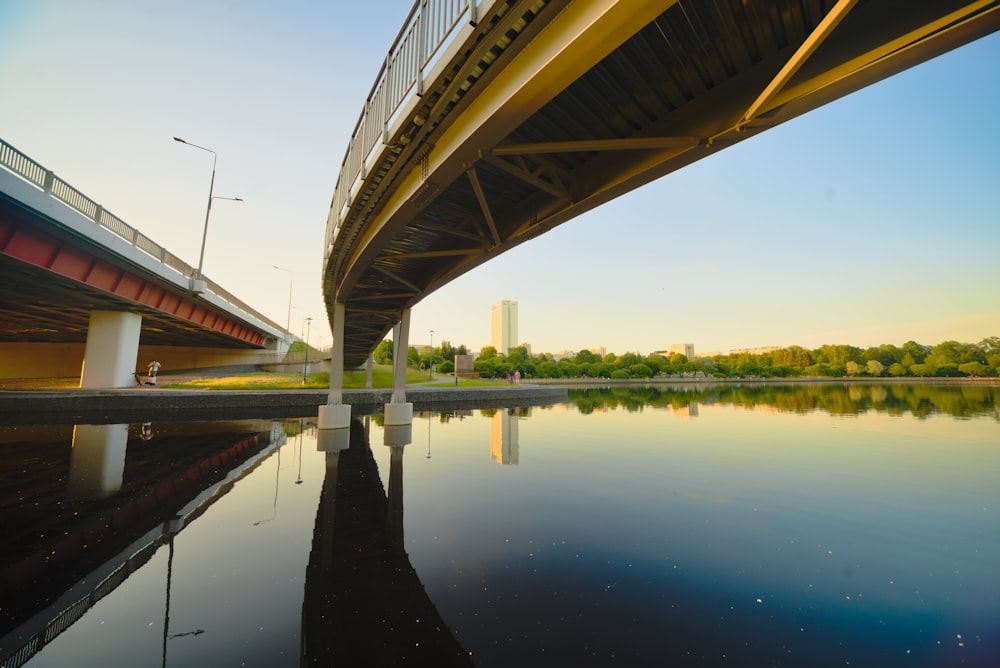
2, 1, 997, 357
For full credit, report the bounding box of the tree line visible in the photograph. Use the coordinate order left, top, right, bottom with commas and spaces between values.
567, 384, 998, 419
371, 337, 1000, 379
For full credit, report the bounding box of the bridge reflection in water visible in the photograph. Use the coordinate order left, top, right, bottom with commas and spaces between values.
301, 418, 473, 666
0, 415, 474, 667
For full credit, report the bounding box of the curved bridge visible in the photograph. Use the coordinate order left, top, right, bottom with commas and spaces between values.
324, 0, 1000, 367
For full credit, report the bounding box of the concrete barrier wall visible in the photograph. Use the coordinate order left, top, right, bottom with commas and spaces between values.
0, 343, 283, 379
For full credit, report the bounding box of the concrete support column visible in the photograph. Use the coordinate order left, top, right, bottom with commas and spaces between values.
319, 301, 351, 430
80, 310, 142, 388
385, 309, 413, 426
365, 352, 374, 389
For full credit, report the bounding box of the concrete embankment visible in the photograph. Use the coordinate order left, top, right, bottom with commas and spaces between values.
0, 385, 568, 425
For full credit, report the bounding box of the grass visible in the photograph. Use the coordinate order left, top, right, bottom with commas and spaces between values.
160, 364, 507, 390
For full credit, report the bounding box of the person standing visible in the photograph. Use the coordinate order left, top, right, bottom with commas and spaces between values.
146, 360, 161, 385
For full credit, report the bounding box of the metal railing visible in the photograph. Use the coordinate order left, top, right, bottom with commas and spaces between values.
326, 0, 500, 257
0, 137, 284, 335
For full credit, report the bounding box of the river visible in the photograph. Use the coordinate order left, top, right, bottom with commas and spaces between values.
1, 382, 997, 667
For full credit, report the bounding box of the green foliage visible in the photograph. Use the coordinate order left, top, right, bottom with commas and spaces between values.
866, 359, 885, 377
373, 339, 393, 364
629, 363, 653, 378
536, 361, 561, 378
386, 336, 1000, 381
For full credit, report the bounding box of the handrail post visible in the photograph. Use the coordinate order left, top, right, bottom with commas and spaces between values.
416, 0, 428, 97
94, 204, 103, 225
470, 0, 479, 26
43, 170, 54, 194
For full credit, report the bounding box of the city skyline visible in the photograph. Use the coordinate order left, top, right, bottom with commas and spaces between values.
1, 2, 997, 358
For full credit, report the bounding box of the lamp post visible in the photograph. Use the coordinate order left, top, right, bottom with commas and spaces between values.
429, 329, 434, 378
173, 137, 242, 281
272, 265, 293, 334
302, 317, 312, 384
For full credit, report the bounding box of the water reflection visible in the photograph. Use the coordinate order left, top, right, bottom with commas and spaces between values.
0, 421, 284, 666
1, 383, 997, 667
568, 382, 999, 418
301, 418, 472, 665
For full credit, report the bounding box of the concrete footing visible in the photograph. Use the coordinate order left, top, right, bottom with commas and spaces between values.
384, 401, 413, 426
318, 403, 352, 430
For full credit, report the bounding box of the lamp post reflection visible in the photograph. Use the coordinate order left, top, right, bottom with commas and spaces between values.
253, 446, 281, 526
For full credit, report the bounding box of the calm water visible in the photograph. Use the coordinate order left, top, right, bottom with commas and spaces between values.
1, 383, 997, 667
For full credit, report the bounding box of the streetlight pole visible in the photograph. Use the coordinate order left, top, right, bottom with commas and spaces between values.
302, 317, 312, 384
272, 265, 293, 334
429, 329, 434, 379
173, 137, 242, 282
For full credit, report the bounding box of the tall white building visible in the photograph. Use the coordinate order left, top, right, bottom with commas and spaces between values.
491, 300, 518, 354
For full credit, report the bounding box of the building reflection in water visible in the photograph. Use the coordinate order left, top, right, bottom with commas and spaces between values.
301, 418, 473, 666
490, 407, 520, 465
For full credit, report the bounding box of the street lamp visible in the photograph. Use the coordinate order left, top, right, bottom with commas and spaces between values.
429, 329, 434, 378
272, 265, 293, 334
302, 317, 312, 384
173, 137, 242, 281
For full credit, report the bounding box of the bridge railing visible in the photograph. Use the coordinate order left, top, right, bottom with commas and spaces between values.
0, 137, 285, 336
326, 0, 500, 259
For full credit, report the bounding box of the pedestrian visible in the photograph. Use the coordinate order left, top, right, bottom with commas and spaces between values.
146, 360, 161, 385
514, 369, 521, 384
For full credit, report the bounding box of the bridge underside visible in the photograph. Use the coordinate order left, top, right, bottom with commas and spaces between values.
326, 0, 1000, 367
1, 196, 267, 348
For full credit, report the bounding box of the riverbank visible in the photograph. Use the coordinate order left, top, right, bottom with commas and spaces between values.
0, 384, 568, 426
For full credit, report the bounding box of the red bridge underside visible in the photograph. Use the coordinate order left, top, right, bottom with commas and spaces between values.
0, 217, 265, 346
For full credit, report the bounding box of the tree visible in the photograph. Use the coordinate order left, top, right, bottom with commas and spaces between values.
536, 361, 561, 378
479, 345, 498, 360
373, 339, 393, 364
439, 340, 456, 362
958, 361, 985, 377
901, 340, 930, 364
574, 349, 597, 365
407, 346, 421, 367
629, 363, 653, 378
887, 362, 908, 377
865, 360, 885, 377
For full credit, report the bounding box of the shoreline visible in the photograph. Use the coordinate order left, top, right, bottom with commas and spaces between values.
0, 384, 569, 426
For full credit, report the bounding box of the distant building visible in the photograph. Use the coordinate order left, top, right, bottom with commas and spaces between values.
454, 354, 476, 377
491, 300, 518, 355
669, 343, 695, 358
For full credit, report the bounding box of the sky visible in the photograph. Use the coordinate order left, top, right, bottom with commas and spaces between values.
1, 1, 998, 357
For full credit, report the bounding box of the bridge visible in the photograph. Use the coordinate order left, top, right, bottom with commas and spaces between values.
317, 0, 999, 425
0, 138, 288, 386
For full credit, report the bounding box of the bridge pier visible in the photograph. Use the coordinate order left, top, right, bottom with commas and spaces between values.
318, 301, 351, 431
80, 310, 142, 388
384, 309, 413, 427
